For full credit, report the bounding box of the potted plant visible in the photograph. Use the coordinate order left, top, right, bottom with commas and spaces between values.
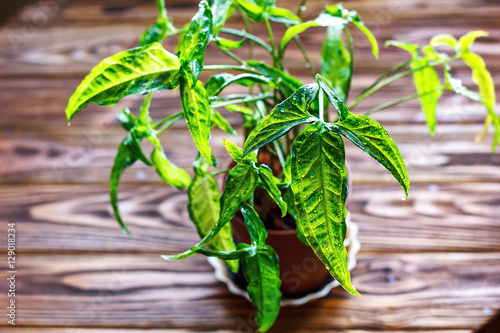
65, 0, 498, 331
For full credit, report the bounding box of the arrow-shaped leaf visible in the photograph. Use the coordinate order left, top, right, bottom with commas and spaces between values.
291, 122, 359, 296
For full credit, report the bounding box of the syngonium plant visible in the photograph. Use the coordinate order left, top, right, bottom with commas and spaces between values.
65, 0, 498, 331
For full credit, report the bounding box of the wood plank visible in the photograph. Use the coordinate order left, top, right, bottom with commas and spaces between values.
5, 330, 473, 333
0, 252, 498, 330
0, 182, 498, 254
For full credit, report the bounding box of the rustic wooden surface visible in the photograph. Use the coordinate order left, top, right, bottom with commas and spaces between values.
0, 0, 499, 332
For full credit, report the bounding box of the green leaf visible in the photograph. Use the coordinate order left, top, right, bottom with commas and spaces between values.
411, 50, 443, 135
212, 110, 237, 135
240, 203, 267, 246
209, 0, 233, 34
320, 26, 351, 102
385, 40, 419, 58
331, 115, 409, 197
279, 12, 347, 58
139, 0, 177, 46
188, 164, 238, 272
257, 165, 287, 217
163, 162, 258, 261
242, 245, 281, 332
350, 20, 378, 58
267, 6, 301, 25
430, 34, 457, 49
461, 51, 499, 150
225, 104, 254, 116
316, 74, 350, 120
290, 122, 359, 296
222, 138, 244, 162
444, 65, 481, 102
233, 0, 275, 22
205, 72, 273, 97
243, 83, 319, 156
214, 36, 246, 50
66, 43, 181, 121
458, 30, 488, 53
180, 1, 213, 81
117, 108, 136, 131
180, 77, 213, 164
109, 132, 152, 236
149, 136, 191, 190
247, 60, 303, 96
179, 243, 251, 260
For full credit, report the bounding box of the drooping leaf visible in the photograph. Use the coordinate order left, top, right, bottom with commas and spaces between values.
209, 0, 233, 34
212, 110, 237, 135
242, 245, 281, 332
243, 83, 319, 156
430, 34, 457, 49
180, 77, 213, 164
257, 165, 287, 217
279, 12, 347, 58
179, 1, 213, 81
444, 65, 481, 102
240, 203, 267, 246
149, 136, 191, 190
163, 162, 258, 260
411, 50, 443, 135
331, 115, 409, 197
139, 0, 177, 46
66, 43, 181, 121
350, 20, 378, 58
461, 50, 499, 150
188, 163, 238, 272
290, 122, 359, 296
320, 26, 351, 102
385, 40, 419, 58
110, 132, 152, 236
458, 30, 488, 53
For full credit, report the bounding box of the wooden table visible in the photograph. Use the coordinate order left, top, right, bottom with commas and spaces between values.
1, 0, 499, 332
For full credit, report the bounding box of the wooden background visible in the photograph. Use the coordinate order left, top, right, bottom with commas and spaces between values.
0, 0, 499, 332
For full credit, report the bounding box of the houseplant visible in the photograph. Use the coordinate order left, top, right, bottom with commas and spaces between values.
65, 0, 498, 331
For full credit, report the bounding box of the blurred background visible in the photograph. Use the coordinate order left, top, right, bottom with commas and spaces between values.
0, 0, 499, 332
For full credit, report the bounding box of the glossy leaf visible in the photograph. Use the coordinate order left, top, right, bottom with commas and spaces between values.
222, 138, 244, 162
116, 108, 136, 132
316, 74, 349, 120
320, 26, 351, 102
243, 83, 319, 156
205, 72, 273, 97
212, 110, 237, 135
290, 122, 359, 296
247, 60, 303, 96
332, 114, 409, 197
279, 13, 347, 58
242, 245, 281, 332
209, 0, 233, 34
179, 1, 213, 81
214, 36, 246, 50
257, 165, 287, 217
267, 7, 301, 25
233, 0, 275, 22
66, 43, 180, 121
149, 136, 191, 190
180, 77, 213, 164
188, 163, 238, 272
240, 203, 267, 246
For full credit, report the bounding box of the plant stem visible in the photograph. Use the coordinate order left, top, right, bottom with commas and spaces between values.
344, 25, 354, 102
155, 112, 184, 134
211, 92, 274, 109
289, 26, 316, 76
319, 90, 325, 122
364, 92, 430, 116
264, 16, 277, 67
348, 55, 461, 110
220, 48, 245, 65
361, 60, 413, 97
156, 0, 166, 19
203, 64, 262, 75
296, 0, 308, 17
211, 168, 232, 176
220, 28, 273, 54
272, 140, 286, 171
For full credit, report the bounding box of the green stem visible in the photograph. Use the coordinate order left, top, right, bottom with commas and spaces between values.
203, 64, 262, 75
155, 112, 184, 134
349, 55, 461, 110
364, 92, 431, 116
319, 90, 325, 122
264, 16, 277, 67
296, 0, 308, 17
361, 60, 413, 97
211, 92, 274, 109
220, 28, 273, 54
220, 48, 245, 65
287, 24, 316, 76
211, 168, 232, 176
272, 140, 286, 171
344, 25, 354, 102
156, 0, 166, 19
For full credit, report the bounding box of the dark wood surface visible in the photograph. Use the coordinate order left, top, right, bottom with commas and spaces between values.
0, 0, 499, 332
